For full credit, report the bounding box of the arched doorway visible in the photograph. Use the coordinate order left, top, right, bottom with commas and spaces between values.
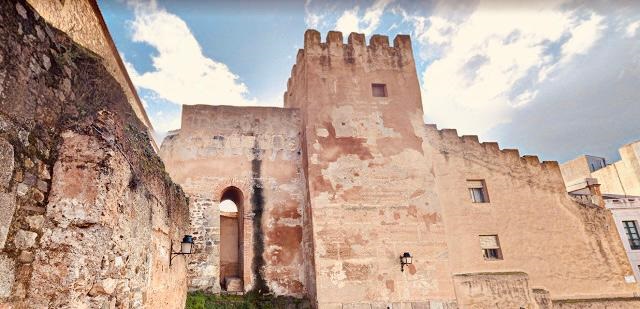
219, 187, 243, 292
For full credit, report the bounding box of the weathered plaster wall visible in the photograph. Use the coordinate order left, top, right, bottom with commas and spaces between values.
284, 30, 455, 307
25, 0, 155, 146
425, 125, 640, 300
159, 105, 310, 297
559, 156, 592, 186
552, 298, 640, 308
0, 1, 189, 307
452, 272, 536, 309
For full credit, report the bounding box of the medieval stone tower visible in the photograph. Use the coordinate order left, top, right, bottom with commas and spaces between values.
284, 30, 455, 303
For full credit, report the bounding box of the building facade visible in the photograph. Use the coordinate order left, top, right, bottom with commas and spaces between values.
561, 141, 640, 197
561, 142, 640, 287
160, 30, 640, 308
606, 197, 640, 282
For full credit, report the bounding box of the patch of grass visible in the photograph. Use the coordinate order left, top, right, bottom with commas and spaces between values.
185, 291, 310, 309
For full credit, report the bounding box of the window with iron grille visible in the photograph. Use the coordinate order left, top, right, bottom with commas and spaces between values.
480, 235, 502, 260
623, 221, 640, 250
468, 180, 489, 203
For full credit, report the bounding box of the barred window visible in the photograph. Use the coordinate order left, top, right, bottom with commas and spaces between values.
623, 221, 640, 250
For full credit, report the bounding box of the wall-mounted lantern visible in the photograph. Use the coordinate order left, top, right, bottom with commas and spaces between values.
169, 235, 194, 267
400, 252, 412, 272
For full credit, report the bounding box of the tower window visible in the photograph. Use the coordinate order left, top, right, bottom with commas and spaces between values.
372, 83, 387, 97
623, 220, 640, 250
467, 180, 489, 203
480, 235, 502, 260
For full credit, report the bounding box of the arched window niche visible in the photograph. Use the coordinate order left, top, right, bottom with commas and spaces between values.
219, 186, 244, 292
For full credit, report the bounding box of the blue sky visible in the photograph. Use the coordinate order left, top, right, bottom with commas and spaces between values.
99, 0, 640, 163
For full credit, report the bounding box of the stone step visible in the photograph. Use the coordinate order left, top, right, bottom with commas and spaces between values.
225, 277, 243, 292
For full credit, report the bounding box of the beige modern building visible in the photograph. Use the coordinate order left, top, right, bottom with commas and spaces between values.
561, 141, 640, 197
561, 142, 640, 286
159, 30, 640, 308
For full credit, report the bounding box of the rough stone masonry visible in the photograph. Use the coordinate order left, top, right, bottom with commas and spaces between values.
0, 1, 190, 308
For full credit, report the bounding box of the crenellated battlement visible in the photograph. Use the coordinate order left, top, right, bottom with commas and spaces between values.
424, 124, 561, 174
284, 29, 416, 106
301, 29, 412, 54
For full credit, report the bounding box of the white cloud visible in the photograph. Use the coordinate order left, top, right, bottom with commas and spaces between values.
625, 20, 640, 37
336, 8, 362, 34
149, 109, 181, 135
125, 0, 256, 107
414, 1, 606, 136
561, 13, 605, 61
360, 0, 393, 34
307, 0, 393, 35
305, 0, 323, 29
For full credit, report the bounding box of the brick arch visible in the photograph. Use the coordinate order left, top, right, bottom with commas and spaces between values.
212, 178, 251, 203
214, 178, 253, 292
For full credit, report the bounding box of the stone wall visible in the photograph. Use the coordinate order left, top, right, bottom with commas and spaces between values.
0, 1, 189, 307
284, 30, 455, 307
25, 0, 156, 147
552, 298, 640, 308
452, 272, 536, 309
425, 125, 640, 299
159, 105, 310, 297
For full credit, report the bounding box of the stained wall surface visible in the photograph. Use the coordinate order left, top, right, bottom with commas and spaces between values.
0, 1, 190, 308
425, 126, 639, 300
282, 30, 640, 307
159, 105, 312, 297
284, 30, 455, 306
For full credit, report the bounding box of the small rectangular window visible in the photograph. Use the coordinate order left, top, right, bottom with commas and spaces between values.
623, 221, 640, 249
372, 83, 387, 97
467, 180, 489, 203
480, 235, 502, 260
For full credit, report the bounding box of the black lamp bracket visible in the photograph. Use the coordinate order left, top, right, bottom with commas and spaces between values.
169, 241, 188, 267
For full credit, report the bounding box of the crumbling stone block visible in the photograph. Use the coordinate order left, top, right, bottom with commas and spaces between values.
0, 255, 15, 298
0, 139, 16, 250
0, 139, 13, 188
17, 251, 34, 263
0, 192, 16, 250
25, 215, 44, 230
14, 230, 37, 249
89, 278, 117, 296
